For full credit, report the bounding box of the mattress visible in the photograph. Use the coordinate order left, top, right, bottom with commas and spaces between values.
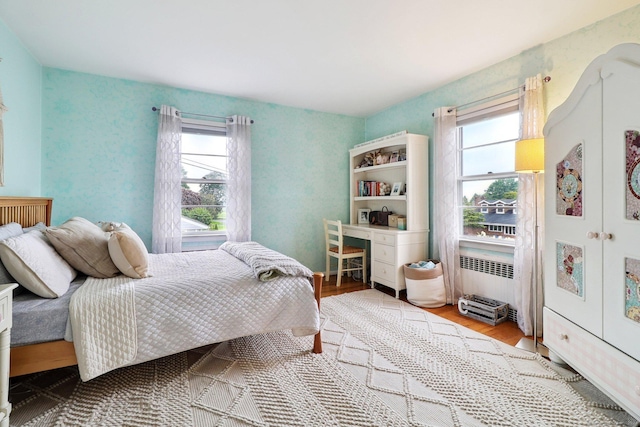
11, 276, 86, 346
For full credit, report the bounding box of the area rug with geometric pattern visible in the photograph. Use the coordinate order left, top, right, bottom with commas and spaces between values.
10, 289, 638, 426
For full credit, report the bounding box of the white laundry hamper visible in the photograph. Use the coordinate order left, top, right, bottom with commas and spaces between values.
403, 260, 445, 308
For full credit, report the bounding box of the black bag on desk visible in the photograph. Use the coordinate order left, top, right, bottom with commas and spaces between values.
369, 206, 392, 226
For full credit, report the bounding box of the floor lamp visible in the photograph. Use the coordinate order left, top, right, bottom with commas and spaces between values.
514, 137, 549, 357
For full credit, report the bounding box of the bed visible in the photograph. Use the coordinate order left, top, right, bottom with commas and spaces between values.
2, 196, 323, 380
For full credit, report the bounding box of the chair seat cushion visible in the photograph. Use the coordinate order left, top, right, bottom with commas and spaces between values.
329, 245, 363, 255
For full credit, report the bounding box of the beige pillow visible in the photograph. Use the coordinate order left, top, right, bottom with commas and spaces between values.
44, 217, 120, 279
0, 230, 77, 298
108, 224, 149, 279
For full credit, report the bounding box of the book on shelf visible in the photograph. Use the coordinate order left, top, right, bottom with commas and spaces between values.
357, 180, 389, 197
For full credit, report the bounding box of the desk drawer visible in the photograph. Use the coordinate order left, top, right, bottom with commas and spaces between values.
374, 242, 396, 263
343, 228, 372, 240
0, 294, 10, 331
373, 261, 397, 284
374, 233, 396, 245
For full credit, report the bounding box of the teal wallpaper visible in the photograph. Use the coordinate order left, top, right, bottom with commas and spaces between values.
41, 69, 364, 271
0, 18, 42, 195
5, 5, 640, 273
365, 4, 640, 256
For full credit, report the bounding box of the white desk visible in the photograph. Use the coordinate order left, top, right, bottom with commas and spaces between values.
342, 224, 428, 298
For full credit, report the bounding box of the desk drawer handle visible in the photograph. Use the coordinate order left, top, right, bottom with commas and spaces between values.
559, 333, 568, 341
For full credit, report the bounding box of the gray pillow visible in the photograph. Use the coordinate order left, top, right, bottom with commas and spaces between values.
0, 222, 23, 285
0, 222, 22, 240
23, 222, 47, 233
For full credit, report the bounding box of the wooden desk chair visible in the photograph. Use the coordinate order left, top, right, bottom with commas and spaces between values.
323, 219, 367, 287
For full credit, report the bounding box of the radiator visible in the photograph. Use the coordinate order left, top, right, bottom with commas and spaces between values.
459, 255, 517, 322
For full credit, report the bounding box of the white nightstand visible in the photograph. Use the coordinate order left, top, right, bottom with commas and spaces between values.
0, 284, 17, 427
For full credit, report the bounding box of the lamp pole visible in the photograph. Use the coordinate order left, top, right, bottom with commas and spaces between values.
517, 170, 548, 357
514, 137, 548, 357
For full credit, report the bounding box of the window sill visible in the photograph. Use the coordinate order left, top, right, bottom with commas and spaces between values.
182, 233, 227, 252
458, 237, 515, 254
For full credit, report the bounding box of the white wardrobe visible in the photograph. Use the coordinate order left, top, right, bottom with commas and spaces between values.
543, 43, 640, 419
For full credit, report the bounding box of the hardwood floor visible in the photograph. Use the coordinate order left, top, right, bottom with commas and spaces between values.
320, 274, 526, 347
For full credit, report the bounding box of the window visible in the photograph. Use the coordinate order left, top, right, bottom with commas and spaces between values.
458, 95, 520, 242
180, 118, 228, 251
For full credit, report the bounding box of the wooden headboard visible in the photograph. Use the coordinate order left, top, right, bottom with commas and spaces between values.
0, 196, 74, 377
0, 196, 53, 227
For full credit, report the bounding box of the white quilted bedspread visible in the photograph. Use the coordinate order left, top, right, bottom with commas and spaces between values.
69, 249, 319, 381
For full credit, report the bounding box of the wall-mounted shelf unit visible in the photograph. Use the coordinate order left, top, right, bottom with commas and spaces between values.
349, 133, 428, 231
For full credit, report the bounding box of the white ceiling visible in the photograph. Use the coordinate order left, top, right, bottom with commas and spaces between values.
1, 1, 639, 117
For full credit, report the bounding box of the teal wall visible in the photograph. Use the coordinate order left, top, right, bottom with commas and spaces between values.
0, 18, 42, 195
41, 69, 364, 271
4, 5, 640, 272
365, 4, 640, 256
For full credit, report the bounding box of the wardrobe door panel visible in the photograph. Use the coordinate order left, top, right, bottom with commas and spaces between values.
602, 60, 640, 361
544, 78, 603, 337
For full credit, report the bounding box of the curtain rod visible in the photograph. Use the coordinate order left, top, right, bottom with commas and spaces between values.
151, 106, 254, 124
432, 75, 551, 117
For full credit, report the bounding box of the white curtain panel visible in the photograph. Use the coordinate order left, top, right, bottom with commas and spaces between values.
514, 74, 546, 336
433, 107, 463, 304
152, 105, 183, 254
225, 115, 252, 242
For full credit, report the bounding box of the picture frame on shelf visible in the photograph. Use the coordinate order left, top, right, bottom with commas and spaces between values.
389, 151, 399, 163
358, 208, 371, 224
390, 182, 404, 196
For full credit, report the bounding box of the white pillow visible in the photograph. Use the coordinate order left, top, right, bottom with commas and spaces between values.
0, 230, 77, 298
108, 224, 149, 279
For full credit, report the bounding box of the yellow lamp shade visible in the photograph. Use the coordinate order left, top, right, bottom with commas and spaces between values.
515, 138, 545, 173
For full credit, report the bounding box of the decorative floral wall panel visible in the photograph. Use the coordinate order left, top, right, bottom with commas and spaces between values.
556, 143, 583, 217
625, 130, 640, 221
556, 241, 584, 298
625, 257, 640, 323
